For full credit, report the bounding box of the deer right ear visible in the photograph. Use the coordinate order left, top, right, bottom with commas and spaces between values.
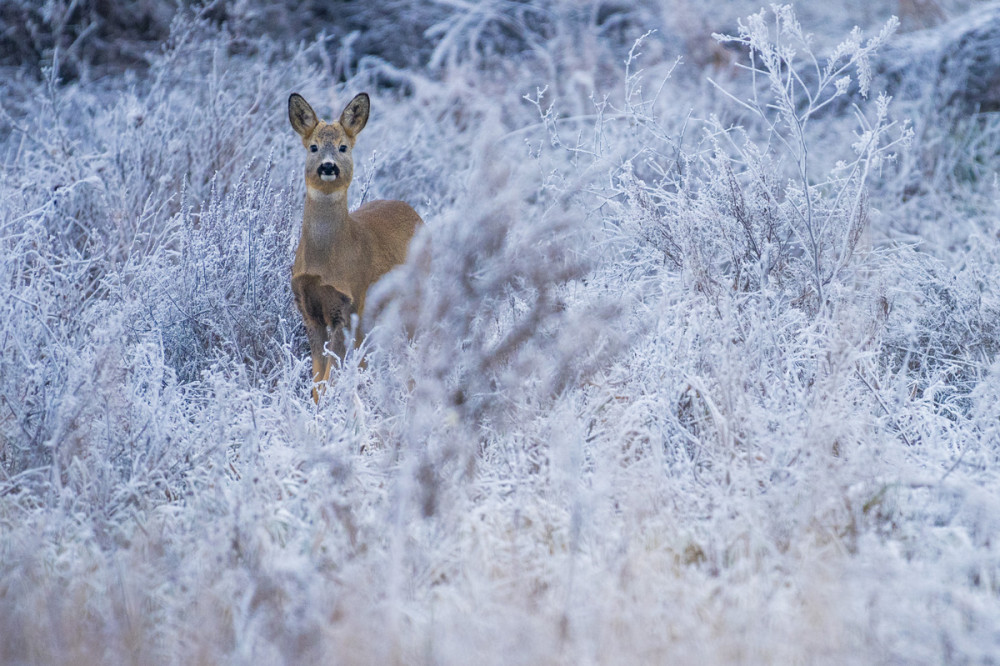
288, 94, 318, 138
339, 93, 370, 138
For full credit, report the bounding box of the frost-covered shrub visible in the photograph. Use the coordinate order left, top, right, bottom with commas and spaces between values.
3, 2, 1000, 664
0, 0, 174, 77
677, 9, 905, 308
127, 164, 300, 384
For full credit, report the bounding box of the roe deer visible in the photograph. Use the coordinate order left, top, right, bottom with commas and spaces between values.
288, 92, 422, 401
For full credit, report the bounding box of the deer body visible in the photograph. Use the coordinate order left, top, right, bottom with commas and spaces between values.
289, 92, 421, 400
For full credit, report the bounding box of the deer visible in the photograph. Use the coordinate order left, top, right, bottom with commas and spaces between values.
288, 92, 422, 401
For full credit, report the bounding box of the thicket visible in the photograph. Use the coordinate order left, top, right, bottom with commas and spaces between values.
1, 1, 999, 663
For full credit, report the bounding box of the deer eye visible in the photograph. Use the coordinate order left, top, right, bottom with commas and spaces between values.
310, 145, 318, 153
339, 145, 347, 153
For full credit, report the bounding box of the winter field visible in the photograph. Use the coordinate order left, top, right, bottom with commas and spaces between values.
2, 0, 1000, 663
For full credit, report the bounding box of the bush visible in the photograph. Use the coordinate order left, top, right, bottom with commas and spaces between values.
3, 3, 1000, 664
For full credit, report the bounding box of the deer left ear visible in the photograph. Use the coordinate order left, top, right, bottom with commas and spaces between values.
340, 93, 370, 137
288, 93, 318, 138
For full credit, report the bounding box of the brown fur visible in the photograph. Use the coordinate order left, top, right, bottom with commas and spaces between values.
288, 92, 422, 401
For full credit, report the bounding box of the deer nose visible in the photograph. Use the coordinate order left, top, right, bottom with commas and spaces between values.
318, 162, 340, 178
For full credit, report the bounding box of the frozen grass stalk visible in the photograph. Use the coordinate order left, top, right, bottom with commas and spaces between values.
711, 5, 904, 311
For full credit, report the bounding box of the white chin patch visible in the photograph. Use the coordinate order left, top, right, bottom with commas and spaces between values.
320, 174, 338, 182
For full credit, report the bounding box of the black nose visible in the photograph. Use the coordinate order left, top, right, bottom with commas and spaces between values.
318, 162, 340, 177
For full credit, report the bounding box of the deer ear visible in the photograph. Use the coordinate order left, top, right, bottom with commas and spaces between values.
288, 93, 318, 138
339, 93, 370, 137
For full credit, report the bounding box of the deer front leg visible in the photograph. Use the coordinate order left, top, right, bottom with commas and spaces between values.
295, 279, 355, 402
305, 319, 332, 403
316, 286, 354, 400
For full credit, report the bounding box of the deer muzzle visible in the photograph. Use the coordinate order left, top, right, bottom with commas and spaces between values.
318, 162, 340, 180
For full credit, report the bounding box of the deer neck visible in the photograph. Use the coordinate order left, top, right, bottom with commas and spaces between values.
296, 186, 372, 296
301, 187, 354, 252
299, 188, 362, 272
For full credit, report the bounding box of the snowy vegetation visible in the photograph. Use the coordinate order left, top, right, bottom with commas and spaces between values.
1, 0, 999, 663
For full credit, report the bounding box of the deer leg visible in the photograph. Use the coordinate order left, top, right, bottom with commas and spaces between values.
299, 284, 354, 402
305, 320, 331, 403
326, 321, 348, 367
321, 287, 353, 357
317, 286, 354, 390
